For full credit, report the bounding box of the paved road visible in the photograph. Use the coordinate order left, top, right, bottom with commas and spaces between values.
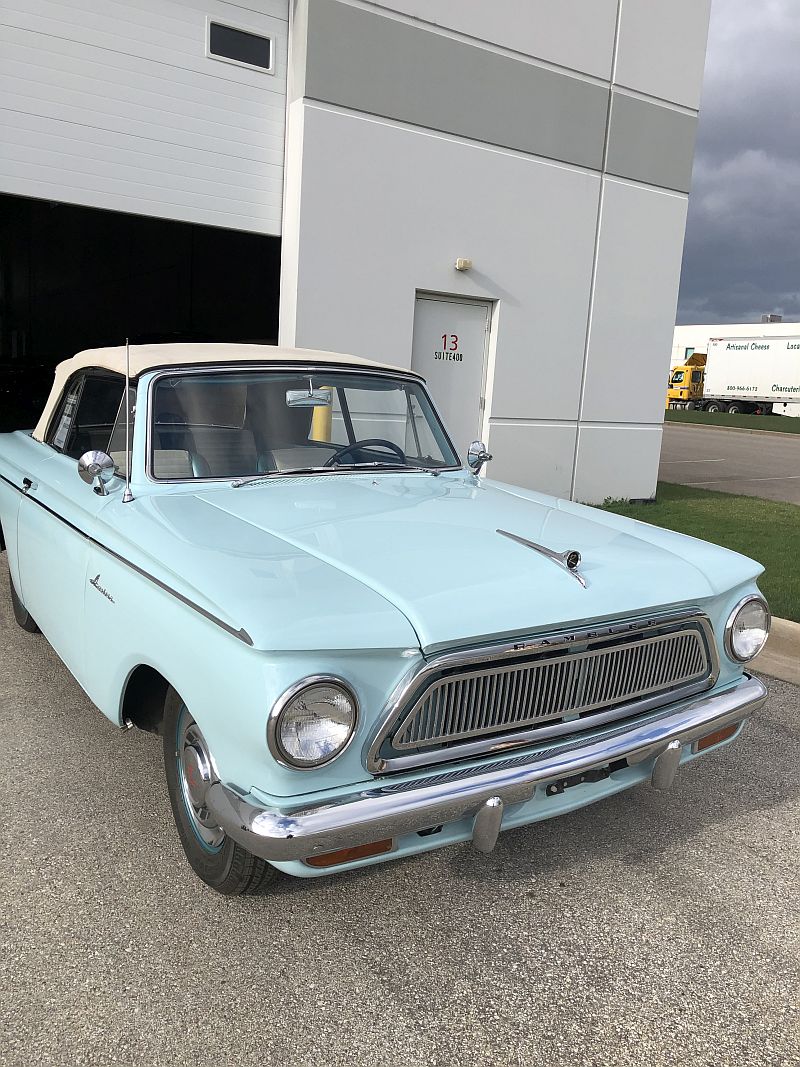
660, 424, 800, 503
1, 558, 799, 1067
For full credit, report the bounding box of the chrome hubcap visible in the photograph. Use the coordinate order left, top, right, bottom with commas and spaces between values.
177, 715, 225, 851
182, 740, 210, 809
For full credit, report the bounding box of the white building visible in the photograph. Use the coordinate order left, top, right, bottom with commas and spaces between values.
0, 0, 712, 503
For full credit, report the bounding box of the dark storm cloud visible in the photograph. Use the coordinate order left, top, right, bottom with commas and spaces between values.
676, 0, 800, 324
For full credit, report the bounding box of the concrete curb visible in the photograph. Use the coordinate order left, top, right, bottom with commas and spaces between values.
751, 617, 800, 685
664, 420, 800, 440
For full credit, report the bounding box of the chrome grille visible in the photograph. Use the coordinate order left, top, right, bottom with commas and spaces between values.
391, 628, 709, 752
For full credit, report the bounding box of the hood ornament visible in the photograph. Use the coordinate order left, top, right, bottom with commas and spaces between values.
497, 529, 587, 588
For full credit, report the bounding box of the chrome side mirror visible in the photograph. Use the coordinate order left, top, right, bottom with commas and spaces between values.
78, 451, 116, 496
467, 440, 492, 475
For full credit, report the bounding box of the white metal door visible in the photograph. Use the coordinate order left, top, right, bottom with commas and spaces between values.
411, 294, 491, 453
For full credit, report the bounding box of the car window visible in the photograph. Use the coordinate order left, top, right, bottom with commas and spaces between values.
151, 370, 459, 479
107, 386, 137, 477
48, 378, 83, 452
47, 373, 125, 460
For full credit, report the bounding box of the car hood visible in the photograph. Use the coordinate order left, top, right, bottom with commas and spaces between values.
126, 471, 760, 654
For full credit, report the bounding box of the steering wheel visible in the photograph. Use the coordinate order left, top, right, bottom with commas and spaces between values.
324, 438, 406, 467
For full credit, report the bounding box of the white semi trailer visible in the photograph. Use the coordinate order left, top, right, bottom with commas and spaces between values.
697, 336, 800, 416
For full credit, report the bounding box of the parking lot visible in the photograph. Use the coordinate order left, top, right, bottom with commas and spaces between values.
660, 424, 800, 504
1, 555, 799, 1067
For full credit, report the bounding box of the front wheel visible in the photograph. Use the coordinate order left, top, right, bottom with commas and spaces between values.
163, 688, 278, 895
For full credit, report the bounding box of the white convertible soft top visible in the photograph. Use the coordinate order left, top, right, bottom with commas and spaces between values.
32, 343, 420, 442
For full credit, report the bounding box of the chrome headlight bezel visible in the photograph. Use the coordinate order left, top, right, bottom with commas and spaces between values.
724, 594, 771, 663
267, 675, 359, 770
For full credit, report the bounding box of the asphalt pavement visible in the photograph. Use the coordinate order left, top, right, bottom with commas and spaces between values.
660, 423, 800, 503
1, 553, 799, 1067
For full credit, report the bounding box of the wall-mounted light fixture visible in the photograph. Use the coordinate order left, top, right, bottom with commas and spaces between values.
454, 258, 473, 272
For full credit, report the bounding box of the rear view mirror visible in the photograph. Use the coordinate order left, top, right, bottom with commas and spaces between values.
286, 388, 332, 408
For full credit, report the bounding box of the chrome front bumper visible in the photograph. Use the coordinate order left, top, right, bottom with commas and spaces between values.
205, 674, 767, 863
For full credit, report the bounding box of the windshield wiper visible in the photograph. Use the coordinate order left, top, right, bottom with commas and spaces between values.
232, 462, 435, 487
330, 461, 431, 471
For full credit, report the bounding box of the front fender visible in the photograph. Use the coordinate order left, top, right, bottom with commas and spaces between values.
83, 536, 416, 798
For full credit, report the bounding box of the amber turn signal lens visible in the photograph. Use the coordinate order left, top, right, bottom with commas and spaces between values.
305, 839, 394, 868
695, 723, 739, 752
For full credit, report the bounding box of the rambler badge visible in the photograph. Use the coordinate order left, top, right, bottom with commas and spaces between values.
89, 574, 115, 602
497, 529, 587, 588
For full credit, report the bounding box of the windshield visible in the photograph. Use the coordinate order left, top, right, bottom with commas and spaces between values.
149, 369, 459, 480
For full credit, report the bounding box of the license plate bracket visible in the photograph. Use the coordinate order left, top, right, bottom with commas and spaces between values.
544, 758, 627, 798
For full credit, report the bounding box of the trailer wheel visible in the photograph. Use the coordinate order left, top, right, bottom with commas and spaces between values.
705, 401, 726, 413
726, 402, 745, 414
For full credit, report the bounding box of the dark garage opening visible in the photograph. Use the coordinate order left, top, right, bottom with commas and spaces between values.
0, 193, 281, 430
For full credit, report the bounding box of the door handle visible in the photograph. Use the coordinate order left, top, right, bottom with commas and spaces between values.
22, 477, 37, 493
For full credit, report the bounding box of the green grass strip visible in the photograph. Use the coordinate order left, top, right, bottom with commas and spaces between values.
600, 482, 800, 622
665, 408, 800, 433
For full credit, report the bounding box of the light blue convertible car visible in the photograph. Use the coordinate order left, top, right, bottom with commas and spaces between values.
0, 344, 770, 894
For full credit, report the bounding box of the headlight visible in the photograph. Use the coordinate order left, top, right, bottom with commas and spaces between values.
724, 595, 770, 662
268, 677, 358, 769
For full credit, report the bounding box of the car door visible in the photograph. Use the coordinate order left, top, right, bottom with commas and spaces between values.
16, 370, 126, 687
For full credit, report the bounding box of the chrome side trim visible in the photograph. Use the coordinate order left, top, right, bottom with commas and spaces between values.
1, 471, 253, 646
97, 542, 254, 647
497, 528, 587, 588
204, 674, 767, 862
365, 609, 720, 773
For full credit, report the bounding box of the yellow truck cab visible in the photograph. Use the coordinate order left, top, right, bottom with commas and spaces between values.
666, 352, 706, 409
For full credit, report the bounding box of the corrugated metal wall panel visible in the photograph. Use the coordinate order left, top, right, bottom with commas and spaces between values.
0, 0, 288, 232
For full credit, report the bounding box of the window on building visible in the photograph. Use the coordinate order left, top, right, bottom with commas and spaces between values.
208, 22, 273, 73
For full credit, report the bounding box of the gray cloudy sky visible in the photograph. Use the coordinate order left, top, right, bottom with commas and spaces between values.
676, 0, 800, 324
